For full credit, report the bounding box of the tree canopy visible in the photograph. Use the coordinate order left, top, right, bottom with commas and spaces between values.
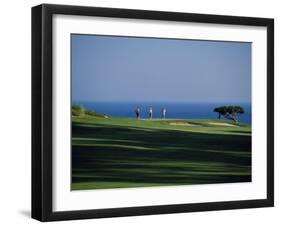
214, 106, 245, 122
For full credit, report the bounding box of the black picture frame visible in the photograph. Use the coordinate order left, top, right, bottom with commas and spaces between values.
32, 3, 274, 222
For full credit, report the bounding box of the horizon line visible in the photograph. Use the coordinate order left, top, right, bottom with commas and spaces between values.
72, 100, 252, 104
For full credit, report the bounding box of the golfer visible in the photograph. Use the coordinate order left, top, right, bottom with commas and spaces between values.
162, 108, 166, 119
149, 107, 153, 119
135, 107, 140, 119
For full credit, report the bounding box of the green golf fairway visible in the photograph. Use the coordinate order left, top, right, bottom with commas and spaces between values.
72, 115, 251, 190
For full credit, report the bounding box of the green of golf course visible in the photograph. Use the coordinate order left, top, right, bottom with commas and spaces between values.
72, 113, 251, 190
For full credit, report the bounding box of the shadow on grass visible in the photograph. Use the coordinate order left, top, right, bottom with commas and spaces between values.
72, 122, 251, 189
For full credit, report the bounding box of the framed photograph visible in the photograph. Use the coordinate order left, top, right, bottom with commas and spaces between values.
32, 4, 274, 221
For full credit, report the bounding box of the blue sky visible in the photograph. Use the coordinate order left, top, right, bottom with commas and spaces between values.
72, 34, 251, 103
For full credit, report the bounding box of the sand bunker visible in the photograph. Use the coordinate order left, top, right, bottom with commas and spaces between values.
169, 122, 197, 126
208, 122, 238, 127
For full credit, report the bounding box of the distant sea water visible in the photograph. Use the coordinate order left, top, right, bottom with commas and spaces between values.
76, 101, 252, 124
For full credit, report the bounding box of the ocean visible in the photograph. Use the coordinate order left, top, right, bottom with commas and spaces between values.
77, 101, 252, 124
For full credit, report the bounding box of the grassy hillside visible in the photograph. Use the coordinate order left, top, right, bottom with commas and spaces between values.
72, 104, 109, 118
72, 115, 251, 190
